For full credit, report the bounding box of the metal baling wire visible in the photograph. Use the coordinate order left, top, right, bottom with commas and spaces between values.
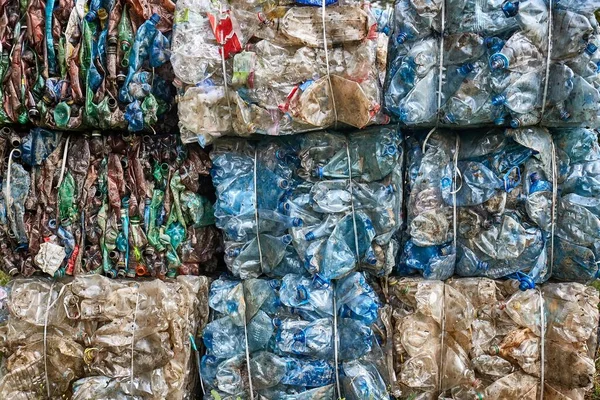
539, 0, 554, 118
5, 148, 17, 228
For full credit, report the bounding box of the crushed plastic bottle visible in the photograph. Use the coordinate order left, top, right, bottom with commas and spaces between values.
171, 0, 391, 145
399, 127, 555, 285
385, 0, 554, 127
211, 127, 402, 281
0, 128, 222, 278
0, 275, 210, 399
201, 271, 388, 399
388, 276, 599, 399
552, 127, 600, 282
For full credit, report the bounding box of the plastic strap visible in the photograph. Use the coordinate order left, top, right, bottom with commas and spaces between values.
253, 150, 264, 270
549, 140, 557, 277
43, 283, 68, 398
451, 135, 460, 252
321, 0, 338, 127
540, 0, 553, 117
129, 283, 140, 392
345, 141, 361, 262
243, 308, 256, 399
43, 281, 57, 398
332, 282, 342, 399
538, 288, 546, 400
436, 0, 446, 122
5, 148, 17, 220
437, 282, 446, 394
217, 4, 234, 132
56, 134, 70, 189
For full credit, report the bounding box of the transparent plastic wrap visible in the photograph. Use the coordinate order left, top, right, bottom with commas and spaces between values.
398, 127, 556, 286
0, 275, 210, 399
387, 277, 599, 400
171, 0, 392, 145
0, 128, 222, 279
0, 0, 177, 131
201, 271, 389, 399
552, 127, 600, 282
210, 126, 402, 281
384, 0, 600, 128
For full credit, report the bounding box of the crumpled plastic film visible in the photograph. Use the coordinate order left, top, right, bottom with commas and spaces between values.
399, 127, 555, 287
387, 277, 599, 400
201, 271, 389, 399
552, 127, 600, 282
0, 275, 210, 399
171, 0, 392, 145
0, 0, 177, 131
211, 126, 402, 281
0, 127, 222, 278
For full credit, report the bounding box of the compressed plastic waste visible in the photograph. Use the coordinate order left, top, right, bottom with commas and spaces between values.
385, 0, 600, 128
201, 271, 389, 399
0, 274, 209, 399
171, 0, 392, 145
387, 277, 599, 399
399, 127, 555, 286
0, 127, 222, 278
210, 126, 402, 281
552, 127, 600, 282
0, 0, 177, 131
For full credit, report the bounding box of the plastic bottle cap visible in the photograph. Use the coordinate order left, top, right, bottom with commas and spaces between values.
293, 218, 303, 227
150, 14, 160, 24
501, 1, 519, 18
281, 234, 293, 245
585, 42, 598, 56
489, 53, 509, 71
509, 118, 520, 129
396, 31, 409, 44
494, 117, 506, 126
315, 166, 324, 179
491, 94, 507, 106
559, 109, 571, 121
444, 113, 456, 124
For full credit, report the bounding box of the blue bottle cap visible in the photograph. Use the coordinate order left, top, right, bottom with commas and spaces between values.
149, 14, 160, 24
314, 166, 324, 179
585, 42, 598, 56
292, 218, 303, 227
281, 234, 293, 245
559, 109, 571, 121
278, 178, 290, 189
491, 94, 507, 106
501, 1, 519, 18
396, 31, 409, 44
509, 118, 520, 129
458, 63, 476, 76
444, 113, 457, 124
489, 53, 509, 71
305, 231, 315, 241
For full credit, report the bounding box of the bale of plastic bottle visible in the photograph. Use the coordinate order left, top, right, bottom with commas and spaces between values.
0, 274, 209, 399
0, 128, 222, 279
388, 277, 599, 399
552, 127, 600, 282
383, 0, 600, 128
201, 271, 389, 399
399, 127, 555, 286
0, 0, 177, 132
543, 2, 600, 127
171, 0, 391, 145
210, 126, 402, 281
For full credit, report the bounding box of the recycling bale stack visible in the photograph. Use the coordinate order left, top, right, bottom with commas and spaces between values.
0, 128, 222, 279
0, 275, 209, 399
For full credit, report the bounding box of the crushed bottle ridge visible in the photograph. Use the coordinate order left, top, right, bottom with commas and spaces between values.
0, 128, 222, 279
